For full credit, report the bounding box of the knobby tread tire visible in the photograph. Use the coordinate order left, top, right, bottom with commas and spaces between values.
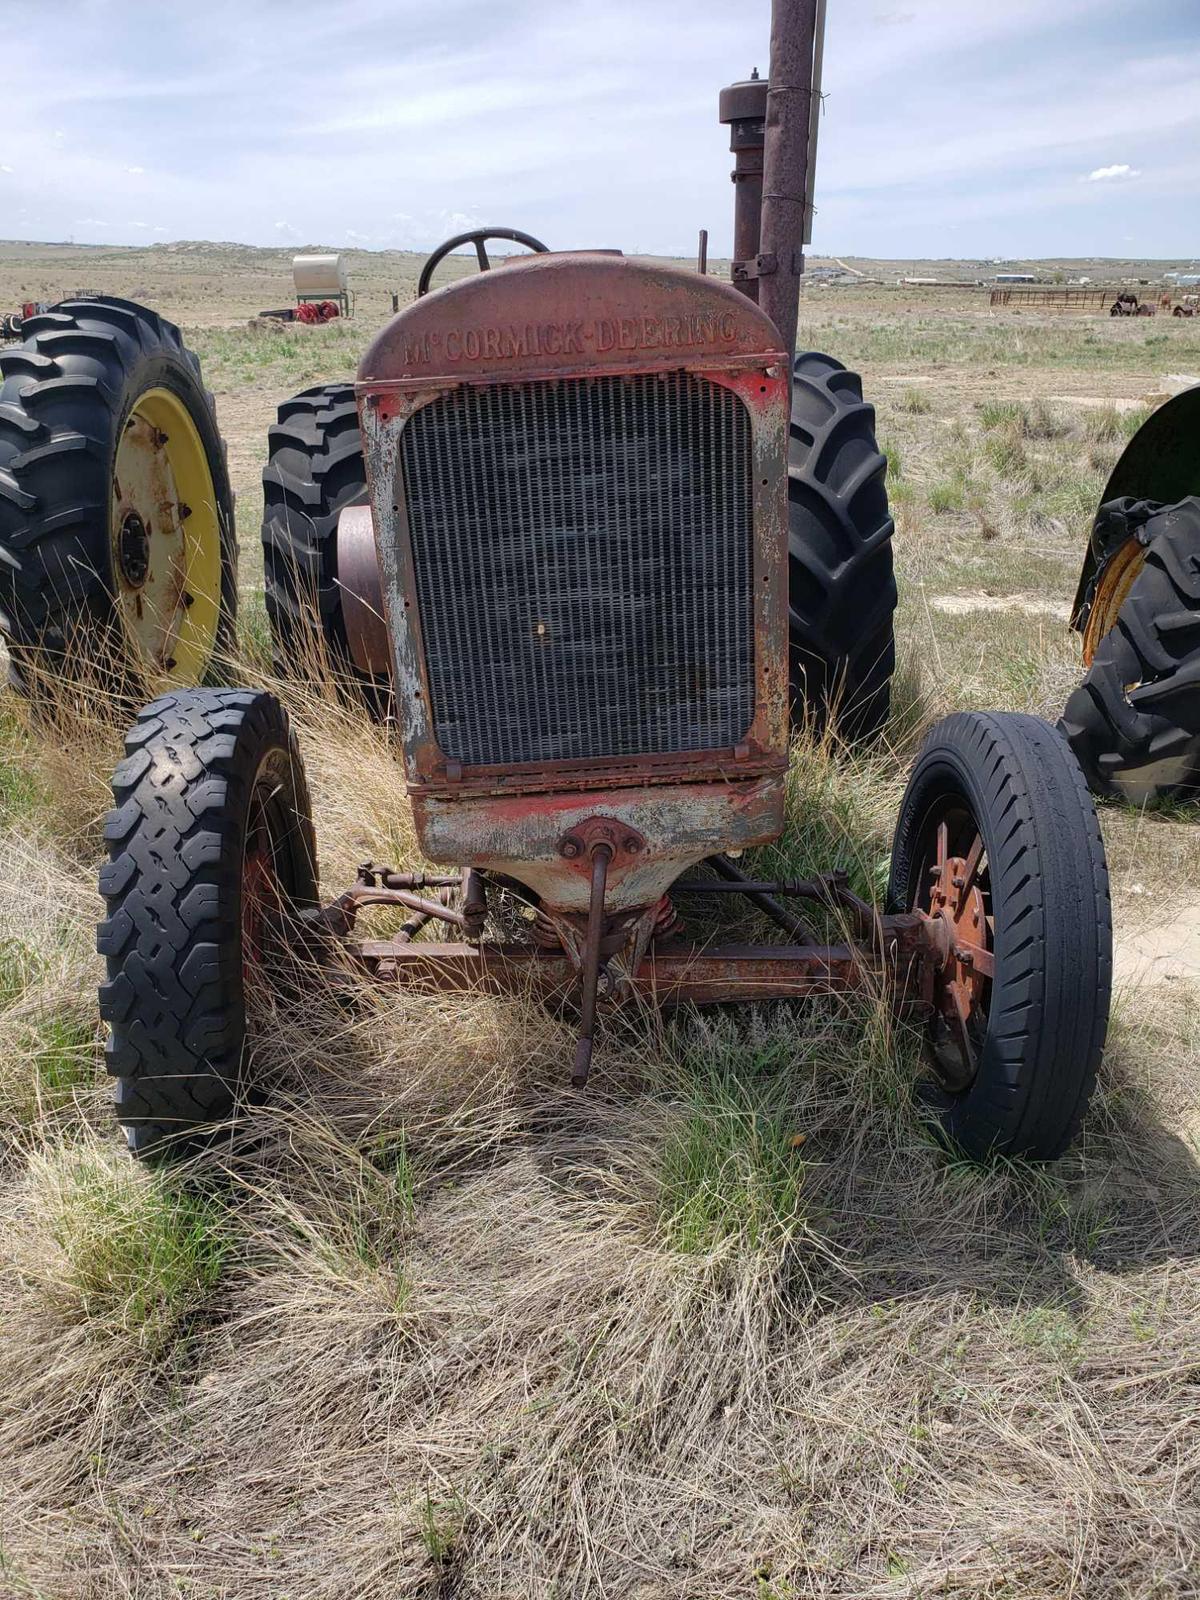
261, 381, 388, 712
889, 712, 1111, 1160
789, 351, 897, 742
0, 296, 235, 693
97, 688, 317, 1159
1059, 497, 1200, 803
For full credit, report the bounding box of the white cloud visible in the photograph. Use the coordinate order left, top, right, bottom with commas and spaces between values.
125, 164, 145, 174
0, 164, 12, 174
1084, 163, 1141, 182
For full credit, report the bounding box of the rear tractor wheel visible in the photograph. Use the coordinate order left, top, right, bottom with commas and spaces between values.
1060, 496, 1200, 803
891, 711, 1111, 1159
261, 382, 390, 716
98, 689, 317, 1159
788, 351, 897, 742
0, 297, 235, 697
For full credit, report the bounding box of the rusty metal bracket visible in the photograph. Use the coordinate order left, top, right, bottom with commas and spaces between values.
732, 252, 778, 283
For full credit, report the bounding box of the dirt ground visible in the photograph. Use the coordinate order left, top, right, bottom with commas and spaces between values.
0, 240, 1198, 1599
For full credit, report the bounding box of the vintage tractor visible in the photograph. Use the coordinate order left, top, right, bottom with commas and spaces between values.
1060, 383, 1200, 803
0, 297, 236, 695
98, 0, 1112, 1164
1109, 291, 1155, 318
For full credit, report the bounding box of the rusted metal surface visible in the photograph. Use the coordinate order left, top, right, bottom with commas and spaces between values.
461, 868, 487, 942
719, 71, 768, 303
920, 822, 993, 1091
359, 254, 786, 389
571, 844, 613, 1086
335, 503, 390, 676
344, 911, 932, 1010
758, 0, 820, 359
413, 776, 785, 914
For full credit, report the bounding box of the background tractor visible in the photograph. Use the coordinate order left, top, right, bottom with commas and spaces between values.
98, 0, 1112, 1166
1060, 382, 1200, 804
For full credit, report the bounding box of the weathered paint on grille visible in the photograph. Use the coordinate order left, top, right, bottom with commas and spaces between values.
398, 372, 755, 766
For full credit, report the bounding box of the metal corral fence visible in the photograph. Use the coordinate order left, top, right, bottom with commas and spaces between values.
988, 287, 1116, 312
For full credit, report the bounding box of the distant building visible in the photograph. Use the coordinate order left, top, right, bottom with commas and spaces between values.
993, 273, 1038, 283
1165, 272, 1200, 287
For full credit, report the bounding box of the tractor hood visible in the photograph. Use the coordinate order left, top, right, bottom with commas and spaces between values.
358, 252, 786, 388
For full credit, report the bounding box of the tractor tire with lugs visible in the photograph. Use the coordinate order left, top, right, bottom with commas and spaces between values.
261, 381, 388, 712
1059, 497, 1200, 803
0, 296, 235, 695
98, 688, 317, 1159
788, 350, 897, 742
889, 711, 1111, 1160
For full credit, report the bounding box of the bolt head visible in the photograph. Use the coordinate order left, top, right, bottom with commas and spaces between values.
560, 838, 581, 859
622, 835, 642, 854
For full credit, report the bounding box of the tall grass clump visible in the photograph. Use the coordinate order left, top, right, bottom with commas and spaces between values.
34, 1148, 229, 1360
657, 1045, 809, 1257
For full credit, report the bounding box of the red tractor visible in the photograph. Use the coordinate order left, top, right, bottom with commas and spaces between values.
98, 0, 1111, 1164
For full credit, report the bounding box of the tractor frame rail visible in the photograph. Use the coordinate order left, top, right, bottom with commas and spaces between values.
301, 863, 945, 1038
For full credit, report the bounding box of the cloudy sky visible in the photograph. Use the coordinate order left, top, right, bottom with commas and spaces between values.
0, 0, 1195, 260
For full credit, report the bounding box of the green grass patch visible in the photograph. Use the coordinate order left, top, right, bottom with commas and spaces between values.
657, 1044, 809, 1256
927, 479, 966, 515
0, 704, 48, 825
42, 1151, 230, 1359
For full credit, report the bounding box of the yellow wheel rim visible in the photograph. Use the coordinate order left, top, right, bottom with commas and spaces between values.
110, 386, 223, 685
1082, 537, 1145, 666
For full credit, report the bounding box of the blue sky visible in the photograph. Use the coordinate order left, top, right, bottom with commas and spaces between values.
0, 0, 1195, 259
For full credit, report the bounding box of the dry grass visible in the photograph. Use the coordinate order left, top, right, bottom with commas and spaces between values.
0, 270, 1198, 1597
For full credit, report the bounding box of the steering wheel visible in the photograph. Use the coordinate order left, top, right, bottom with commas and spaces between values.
417, 227, 550, 298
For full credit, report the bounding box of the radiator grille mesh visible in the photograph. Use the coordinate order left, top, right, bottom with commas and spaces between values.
398, 371, 755, 766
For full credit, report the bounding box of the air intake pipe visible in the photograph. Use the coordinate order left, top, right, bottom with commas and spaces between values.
720, 0, 823, 366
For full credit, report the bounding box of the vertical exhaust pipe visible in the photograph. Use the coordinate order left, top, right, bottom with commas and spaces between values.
720, 1, 823, 356
758, 0, 820, 363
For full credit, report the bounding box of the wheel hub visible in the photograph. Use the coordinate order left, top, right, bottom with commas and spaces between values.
918, 821, 993, 1093
117, 511, 151, 588
109, 388, 222, 684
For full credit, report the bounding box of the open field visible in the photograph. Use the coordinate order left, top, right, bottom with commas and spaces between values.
1, 242, 1198, 1599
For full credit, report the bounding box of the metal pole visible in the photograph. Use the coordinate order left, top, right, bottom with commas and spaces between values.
803, 0, 827, 245
758, 0, 819, 360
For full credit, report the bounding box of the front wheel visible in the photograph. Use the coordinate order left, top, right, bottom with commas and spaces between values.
890, 712, 1111, 1159
97, 689, 317, 1159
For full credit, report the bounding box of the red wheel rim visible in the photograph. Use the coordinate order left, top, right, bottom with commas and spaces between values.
912, 803, 995, 1092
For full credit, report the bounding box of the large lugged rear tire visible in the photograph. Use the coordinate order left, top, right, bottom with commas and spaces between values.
97, 689, 317, 1159
0, 297, 236, 695
890, 712, 1111, 1160
1060, 497, 1200, 803
261, 382, 388, 713
788, 351, 897, 742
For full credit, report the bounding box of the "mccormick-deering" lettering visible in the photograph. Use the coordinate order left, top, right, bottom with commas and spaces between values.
398, 311, 740, 368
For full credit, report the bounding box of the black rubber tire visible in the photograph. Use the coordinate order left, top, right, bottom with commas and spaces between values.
0, 296, 236, 695
788, 351, 896, 743
261, 381, 389, 714
97, 689, 317, 1159
1060, 497, 1200, 804
889, 712, 1111, 1160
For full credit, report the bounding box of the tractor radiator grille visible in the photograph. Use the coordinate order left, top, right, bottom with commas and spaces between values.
398, 371, 755, 766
